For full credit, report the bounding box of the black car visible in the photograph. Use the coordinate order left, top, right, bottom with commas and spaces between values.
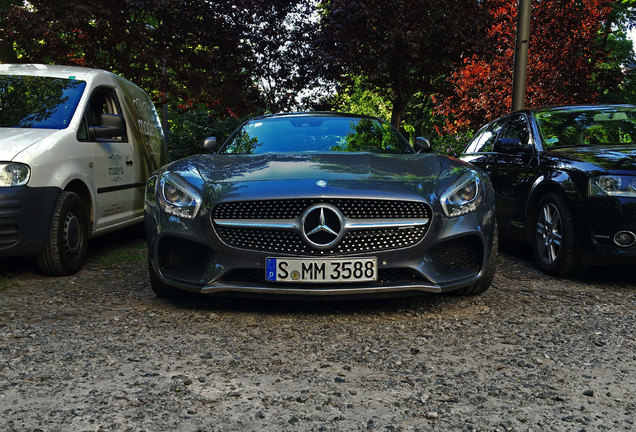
462, 105, 636, 276
144, 112, 497, 298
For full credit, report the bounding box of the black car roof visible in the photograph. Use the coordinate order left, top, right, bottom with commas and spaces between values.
523, 104, 636, 115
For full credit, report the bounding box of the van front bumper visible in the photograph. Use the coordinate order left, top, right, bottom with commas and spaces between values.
0, 186, 60, 257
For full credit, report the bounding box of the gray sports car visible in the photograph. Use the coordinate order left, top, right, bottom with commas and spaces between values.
144, 112, 497, 298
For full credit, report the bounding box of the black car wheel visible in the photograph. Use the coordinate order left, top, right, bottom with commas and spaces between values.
532, 193, 584, 276
36, 191, 89, 276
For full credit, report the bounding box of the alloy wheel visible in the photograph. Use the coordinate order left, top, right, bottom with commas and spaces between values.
535, 202, 563, 265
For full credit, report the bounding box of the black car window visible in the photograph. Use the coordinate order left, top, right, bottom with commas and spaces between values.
465, 117, 507, 153
220, 116, 414, 154
535, 107, 636, 148
501, 113, 531, 146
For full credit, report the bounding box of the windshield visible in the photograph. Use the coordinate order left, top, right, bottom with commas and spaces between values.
0, 75, 87, 129
536, 107, 636, 149
220, 116, 414, 154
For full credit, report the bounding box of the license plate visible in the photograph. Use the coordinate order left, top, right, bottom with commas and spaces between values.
266, 257, 377, 283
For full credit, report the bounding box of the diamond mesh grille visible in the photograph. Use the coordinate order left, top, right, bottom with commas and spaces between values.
213, 199, 430, 255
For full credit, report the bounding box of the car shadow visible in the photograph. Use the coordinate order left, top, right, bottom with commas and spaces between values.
157, 291, 463, 315
497, 235, 634, 288
0, 224, 145, 279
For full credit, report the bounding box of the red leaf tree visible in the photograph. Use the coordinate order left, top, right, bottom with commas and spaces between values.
436, 0, 620, 134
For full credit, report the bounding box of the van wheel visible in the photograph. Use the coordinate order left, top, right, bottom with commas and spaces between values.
36, 191, 89, 276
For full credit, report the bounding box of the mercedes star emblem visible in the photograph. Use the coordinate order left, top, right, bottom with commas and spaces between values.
300, 203, 345, 250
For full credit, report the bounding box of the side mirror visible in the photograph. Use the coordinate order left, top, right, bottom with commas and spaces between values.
493, 137, 532, 154
89, 113, 126, 140
202, 137, 218, 153
414, 136, 432, 153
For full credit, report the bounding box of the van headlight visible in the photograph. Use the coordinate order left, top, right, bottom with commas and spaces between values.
589, 175, 636, 197
157, 172, 202, 219
440, 170, 483, 217
0, 163, 30, 187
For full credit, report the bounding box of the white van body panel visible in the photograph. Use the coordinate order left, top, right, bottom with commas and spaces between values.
0, 64, 167, 264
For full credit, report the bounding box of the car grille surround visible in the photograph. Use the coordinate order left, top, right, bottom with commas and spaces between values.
213, 198, 431, 255
213, 198, 429, 219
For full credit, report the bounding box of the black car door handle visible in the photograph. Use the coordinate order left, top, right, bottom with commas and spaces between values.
126, 160, 134, 166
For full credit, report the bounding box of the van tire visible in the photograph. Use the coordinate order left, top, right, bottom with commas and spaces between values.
37, 191, 89, 276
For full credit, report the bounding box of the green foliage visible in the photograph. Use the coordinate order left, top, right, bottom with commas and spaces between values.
95, 241, 146, 269
334, 119, 405, 153
167, 107, 246, 160
331, 79, 471, 156
431, 131, 474, 158
331, 76, 392, 120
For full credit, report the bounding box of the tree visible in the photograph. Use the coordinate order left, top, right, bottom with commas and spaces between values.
238, 0, 327, 113
2, 0, 262, 116
436, 0, 628, 134
316, 0, 485, 128
0, 0, 20, 63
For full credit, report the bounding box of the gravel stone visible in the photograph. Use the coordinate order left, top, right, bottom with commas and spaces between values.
0, 231, 635, 431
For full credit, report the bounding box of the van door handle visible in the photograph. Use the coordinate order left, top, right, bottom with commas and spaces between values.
126, 160, 134, 166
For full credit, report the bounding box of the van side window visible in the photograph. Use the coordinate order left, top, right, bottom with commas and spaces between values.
78, 88, 126, 142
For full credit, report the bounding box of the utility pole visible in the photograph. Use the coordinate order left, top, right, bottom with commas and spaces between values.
511, 0, 531, 111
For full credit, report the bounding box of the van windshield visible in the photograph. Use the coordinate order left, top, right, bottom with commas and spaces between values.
0, 75, 87, 129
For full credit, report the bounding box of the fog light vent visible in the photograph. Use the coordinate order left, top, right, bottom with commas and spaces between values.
613, 231, 636, 247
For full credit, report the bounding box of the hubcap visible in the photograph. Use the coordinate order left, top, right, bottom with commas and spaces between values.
535, 203, 562, 265
64, 209, 82, 257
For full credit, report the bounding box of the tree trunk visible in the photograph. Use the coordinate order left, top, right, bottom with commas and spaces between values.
390, 93, 410, 133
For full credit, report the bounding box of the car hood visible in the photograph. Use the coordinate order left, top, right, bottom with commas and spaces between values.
0, 127, 59, 161
550, 145, 636, 171
195, 153, 443, 184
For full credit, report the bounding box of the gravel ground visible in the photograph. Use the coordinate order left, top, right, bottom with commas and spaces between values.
1, 227, 635, 432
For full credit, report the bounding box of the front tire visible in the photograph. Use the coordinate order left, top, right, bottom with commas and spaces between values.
532, 193, 584, 276
36, 191, 89, 276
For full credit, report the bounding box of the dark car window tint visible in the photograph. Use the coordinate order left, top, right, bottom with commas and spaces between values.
0, 75, 86, 129
501, 113, 530, 146
220, 116, 414, 154
536, 107, 636, 148
465, 117, 506, 153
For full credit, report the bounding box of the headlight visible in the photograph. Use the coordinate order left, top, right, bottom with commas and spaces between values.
157, 172, 202, 219
589, 175, 636, 198
0, 163, 30, 187
440, 170, 483, 217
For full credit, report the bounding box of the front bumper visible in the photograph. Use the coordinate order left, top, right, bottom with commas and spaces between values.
0, 186, 60, 257
572, 196, 636, 265
145, 198, 496, 297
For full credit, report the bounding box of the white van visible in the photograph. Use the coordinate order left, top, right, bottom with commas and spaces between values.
0, 64, 167, 275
